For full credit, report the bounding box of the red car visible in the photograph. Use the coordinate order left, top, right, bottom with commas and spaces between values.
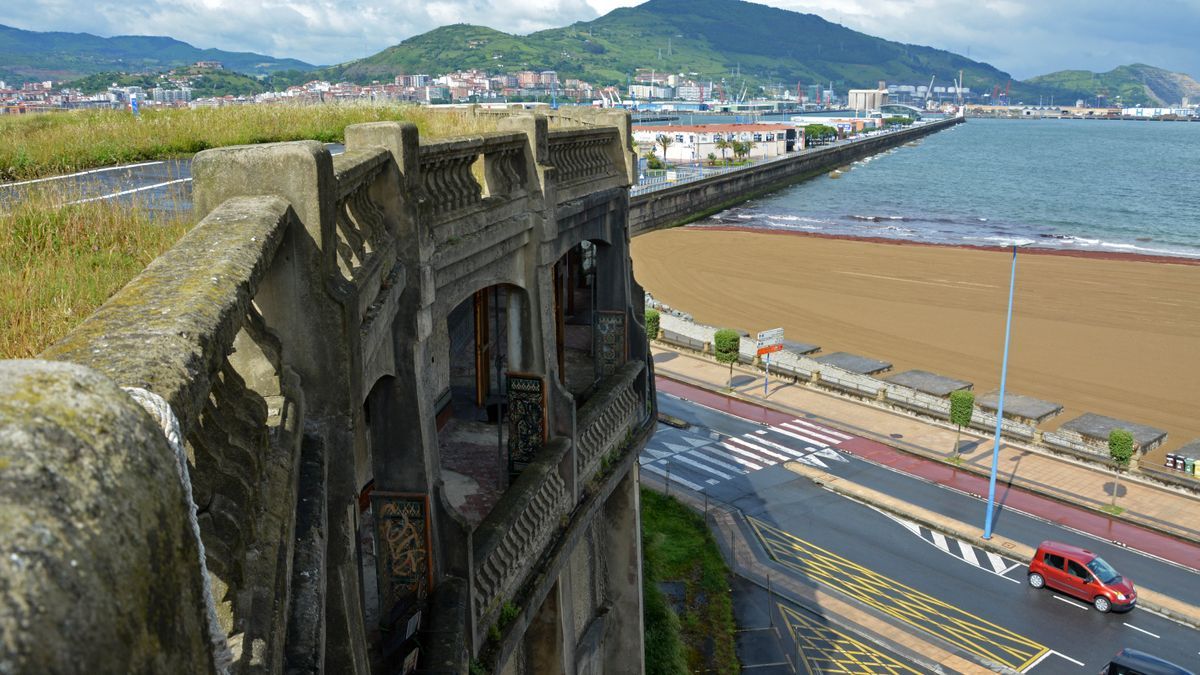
1027, 540, 1136, 613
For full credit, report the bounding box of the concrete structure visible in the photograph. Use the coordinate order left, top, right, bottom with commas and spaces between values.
0, 110, 655, 674
630, 116, 963, 235
847, 84, 888, 113
632, 123, 794, 163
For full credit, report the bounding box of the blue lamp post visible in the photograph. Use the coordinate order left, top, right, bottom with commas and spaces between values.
983, 241, 1033, 540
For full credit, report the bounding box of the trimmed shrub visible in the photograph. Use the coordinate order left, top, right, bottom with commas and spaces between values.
645, 308, 660, 341
713, 329, 741, 389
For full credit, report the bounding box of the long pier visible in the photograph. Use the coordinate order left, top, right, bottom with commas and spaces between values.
628, 115, 963, 236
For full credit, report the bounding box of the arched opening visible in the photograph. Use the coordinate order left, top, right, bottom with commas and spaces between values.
557, 240, 601, 404
437, 283, 529, 527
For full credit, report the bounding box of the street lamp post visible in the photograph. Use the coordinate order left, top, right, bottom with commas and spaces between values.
983, 241, 1033, 540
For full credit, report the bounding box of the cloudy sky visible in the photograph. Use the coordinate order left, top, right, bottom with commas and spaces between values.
7, 0, 1199, 79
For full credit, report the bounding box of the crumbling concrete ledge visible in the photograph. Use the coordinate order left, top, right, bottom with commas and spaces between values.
0, 360, 214, 673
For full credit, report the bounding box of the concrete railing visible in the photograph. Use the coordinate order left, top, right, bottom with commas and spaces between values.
576, 361, 646, 485
470, 437, 571, 646
12, 195, 307, 672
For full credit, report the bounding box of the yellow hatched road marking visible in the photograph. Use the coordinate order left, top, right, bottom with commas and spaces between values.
749, 516, 1048, 671
781, 603, 923, 674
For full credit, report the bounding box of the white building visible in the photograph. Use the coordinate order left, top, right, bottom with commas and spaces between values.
848, 85, 889, 112
631, 123, 795, 163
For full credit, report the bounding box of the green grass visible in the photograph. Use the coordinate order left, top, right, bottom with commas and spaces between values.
0, 189, 191, 359
1100, 504, 1125, 516
642, 488, 739, 675
0, 103, 505, 181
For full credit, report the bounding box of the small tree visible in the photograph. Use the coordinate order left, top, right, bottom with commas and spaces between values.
713, 329, 741, 390
645, 308, 660, 341
655, 134, 673, 161
1108, 428, 1134, 508
948, 390, 975, 462
714, 136, 731, 165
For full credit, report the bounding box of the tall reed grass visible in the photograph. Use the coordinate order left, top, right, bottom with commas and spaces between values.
0, 103, 505, 181
0, 187, 190, 358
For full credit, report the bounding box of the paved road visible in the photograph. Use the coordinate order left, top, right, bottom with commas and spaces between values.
648, 390, 1200, 673
0, 143, 345, 214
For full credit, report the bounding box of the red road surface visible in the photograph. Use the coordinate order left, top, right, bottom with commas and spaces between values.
657, 375, 1200, 570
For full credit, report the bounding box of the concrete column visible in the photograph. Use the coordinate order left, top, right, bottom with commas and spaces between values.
508, 288, 526, 372
599, 470, 645, 674
523, 581, 567, 675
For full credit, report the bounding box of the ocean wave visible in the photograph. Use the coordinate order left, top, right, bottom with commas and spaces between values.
850, 214, 908, 223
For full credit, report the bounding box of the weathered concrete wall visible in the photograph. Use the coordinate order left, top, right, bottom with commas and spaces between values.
0, 110, 655, 675
629, 116, 963, 236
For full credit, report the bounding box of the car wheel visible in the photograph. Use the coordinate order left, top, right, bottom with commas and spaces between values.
1094, 596, 1111, 613
1028, 573, 1045, 589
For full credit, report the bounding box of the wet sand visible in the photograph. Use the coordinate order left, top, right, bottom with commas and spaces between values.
631, 227, 1200, 456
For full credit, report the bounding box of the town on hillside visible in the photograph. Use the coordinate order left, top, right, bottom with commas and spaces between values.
5, 62, 1197, 120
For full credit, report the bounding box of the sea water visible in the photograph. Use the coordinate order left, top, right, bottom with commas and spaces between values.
692, 117, 1200, 258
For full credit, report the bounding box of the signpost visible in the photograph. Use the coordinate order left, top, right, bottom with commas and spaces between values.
756, 328, 784, 396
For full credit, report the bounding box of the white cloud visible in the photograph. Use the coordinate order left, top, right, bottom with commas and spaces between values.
4, 0, 1198, 77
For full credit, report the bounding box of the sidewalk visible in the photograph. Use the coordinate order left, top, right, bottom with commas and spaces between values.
651, 345, 1200, 550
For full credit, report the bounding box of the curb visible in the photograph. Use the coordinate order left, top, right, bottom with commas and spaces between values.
785, 461, 1200, 631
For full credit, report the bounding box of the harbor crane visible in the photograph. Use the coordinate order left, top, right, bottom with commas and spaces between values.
924, 75, 936, 107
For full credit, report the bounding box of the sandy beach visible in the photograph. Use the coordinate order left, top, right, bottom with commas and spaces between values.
631, 227, 1200, 457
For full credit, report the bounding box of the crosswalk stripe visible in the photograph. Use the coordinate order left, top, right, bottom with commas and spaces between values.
642, 463, 704, 491
930, 531, 950, 553
746, 435, 815, 460
956, 539, 981, 567
721, 441, 777, 466
686, 449, 746, 475
787, 418, 851, 442
671, 453, 734, 480
726, 436, 790, 462
704, 445, 764, 471
771, 424, 830, 448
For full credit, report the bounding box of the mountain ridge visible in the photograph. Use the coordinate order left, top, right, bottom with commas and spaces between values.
1027, 63, 1200, 107
0, 23, 314, 83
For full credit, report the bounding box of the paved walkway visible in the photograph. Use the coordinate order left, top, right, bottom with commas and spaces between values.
651, 346, 1200, 551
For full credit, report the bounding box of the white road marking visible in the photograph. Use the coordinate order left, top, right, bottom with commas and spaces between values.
721, 441, 777, 466
773, 423, 830, 447
1, 161, 165, 187
1022, 650, 1053, 672
705, 445, 764, 470
985, 550, 1009, 574
671, 453, 734, 480
688, 449, 747, 474
956, 539, 980, 567
67, 177, 191, 204
642, 463, 703, 491
1123, 623, 1160, 638
1050, 650, 1085, 667
930, 531, 950, 553
786, 418, 851, 441
726, 436, 790, 461
750, 435, 818, 460
1053, 596, 1089, 610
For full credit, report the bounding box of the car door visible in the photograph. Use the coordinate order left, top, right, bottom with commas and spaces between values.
1040, 552, 1068, 591
1064, 559, 1094, 601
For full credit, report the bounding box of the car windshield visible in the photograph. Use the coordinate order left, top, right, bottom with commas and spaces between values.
1087, 557, 1120, 584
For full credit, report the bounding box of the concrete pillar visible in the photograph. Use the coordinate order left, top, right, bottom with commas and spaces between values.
508, 288, 526, 372
599, 470, 645, 674
523, 581, 567, 674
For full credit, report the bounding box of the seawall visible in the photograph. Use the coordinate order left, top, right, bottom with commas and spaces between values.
629, 116, 963, 236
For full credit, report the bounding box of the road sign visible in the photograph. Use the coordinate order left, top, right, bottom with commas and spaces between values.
756, 327, 784, 356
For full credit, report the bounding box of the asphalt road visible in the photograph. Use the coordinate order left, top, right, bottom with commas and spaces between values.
648, 391, 1200, 673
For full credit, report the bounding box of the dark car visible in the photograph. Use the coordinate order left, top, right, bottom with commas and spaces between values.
1099, 648, 1195, 675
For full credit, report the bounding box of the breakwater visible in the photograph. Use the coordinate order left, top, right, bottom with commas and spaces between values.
629, 115, 963, 236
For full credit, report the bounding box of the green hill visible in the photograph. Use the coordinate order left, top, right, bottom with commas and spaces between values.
322, 0, 1018, 95
0, 23, 314, 83
1026, 64, 1200, 107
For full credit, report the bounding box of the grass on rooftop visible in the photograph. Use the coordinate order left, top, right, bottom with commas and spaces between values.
0, 103, 507, 182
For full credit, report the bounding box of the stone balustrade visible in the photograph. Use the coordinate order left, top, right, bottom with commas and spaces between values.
576, 361, 646, 484
470, 438, 571, 645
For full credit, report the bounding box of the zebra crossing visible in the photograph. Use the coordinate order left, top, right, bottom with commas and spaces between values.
872, 507, 1023, 579
640, 417, 853, 490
